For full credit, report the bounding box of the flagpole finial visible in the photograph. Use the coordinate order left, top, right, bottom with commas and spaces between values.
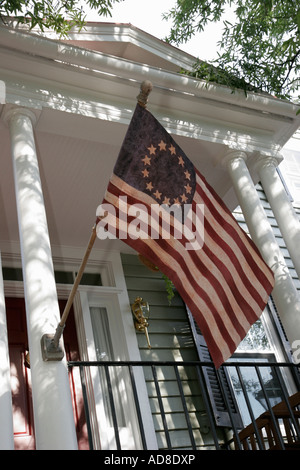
137, 80, 153, 108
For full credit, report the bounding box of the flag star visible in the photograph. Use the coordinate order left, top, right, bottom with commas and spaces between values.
184, 170, 191, 180
163, 196, 170, 205
185, 183, 192, 194
181, 193, 188, 203
178, 156, 185, 167
142, 169, 149, 178
142, 155, 151, 165
146, 181, 154, 191
153, 189, 162, 200
169, 145, 176, 155
158, 140, 167, 151
173, 197, 180, 205
147, 144, 156, 155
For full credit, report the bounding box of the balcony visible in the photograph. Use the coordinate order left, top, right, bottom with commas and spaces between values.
67, 360, 300, 451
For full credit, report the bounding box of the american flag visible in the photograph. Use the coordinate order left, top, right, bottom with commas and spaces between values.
97, 104, 274, 368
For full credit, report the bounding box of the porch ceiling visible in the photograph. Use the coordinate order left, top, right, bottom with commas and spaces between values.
0, 105, 227, 255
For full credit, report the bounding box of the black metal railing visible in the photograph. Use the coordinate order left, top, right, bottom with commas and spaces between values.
68, 360, 300, 451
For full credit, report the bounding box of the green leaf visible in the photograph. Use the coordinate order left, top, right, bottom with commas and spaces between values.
165, 0, 300, 101
296, 9, 300, 30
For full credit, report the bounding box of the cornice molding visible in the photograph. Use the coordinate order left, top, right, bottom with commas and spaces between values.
0, 24, 299, 154
0, 76, 285, 154
11, 21, 197, 72
1, 25, 299, 119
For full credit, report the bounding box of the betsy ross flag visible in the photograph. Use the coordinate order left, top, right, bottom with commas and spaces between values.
97, 103, 275, 368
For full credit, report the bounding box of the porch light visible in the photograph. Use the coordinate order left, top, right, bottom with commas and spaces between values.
131, 297, 151, 349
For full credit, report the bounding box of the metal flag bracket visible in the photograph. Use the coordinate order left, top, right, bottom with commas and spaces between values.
41, 325, 65, 362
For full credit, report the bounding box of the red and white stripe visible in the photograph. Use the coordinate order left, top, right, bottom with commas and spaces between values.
100, 170, 274, 368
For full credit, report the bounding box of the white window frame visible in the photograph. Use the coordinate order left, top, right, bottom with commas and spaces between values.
79, 288, 143, 450
66, 251, 157, 450
227, 304, 299, 426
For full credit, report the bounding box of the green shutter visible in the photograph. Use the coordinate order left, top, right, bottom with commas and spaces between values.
186, 307, 242, 428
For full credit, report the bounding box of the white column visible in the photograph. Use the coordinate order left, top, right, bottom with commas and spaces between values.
0, 251, 14, 450
223, 149, 300, 363
255, 154, 300, 280
0, 80, 5, 104
5, 107, 78, 450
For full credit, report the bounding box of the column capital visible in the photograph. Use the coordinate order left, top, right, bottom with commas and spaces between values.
2, 105, 37, 127
222, 148, 248, 169
254, 153, 283, 173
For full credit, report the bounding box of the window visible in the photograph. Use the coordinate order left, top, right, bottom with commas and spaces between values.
90, 306, 125, 428
227, 354, 284, 426
227, 301, 298, 426
81, 292, 144, 450
187, 300, 299, 429
2, 267, 102, 286
237, 317, 271, 352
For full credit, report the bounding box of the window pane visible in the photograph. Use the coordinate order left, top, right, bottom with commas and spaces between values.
79, 273, 102, 287
54, 271, 74, 284
237, 319, 271, 352
228, 357, 284, 426
90, 307, 125, 427
2, 267, 23, 281
90, 307, 113, 361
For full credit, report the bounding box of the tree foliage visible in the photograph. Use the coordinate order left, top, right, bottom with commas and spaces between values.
0, 0, 123, 35
164, 0, 300, 102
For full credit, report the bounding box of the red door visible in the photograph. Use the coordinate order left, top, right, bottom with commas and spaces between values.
6, 297, 89, 450
6, 298, 35, 450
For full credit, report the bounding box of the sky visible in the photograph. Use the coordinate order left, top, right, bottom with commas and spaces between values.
84, 0, 225, 61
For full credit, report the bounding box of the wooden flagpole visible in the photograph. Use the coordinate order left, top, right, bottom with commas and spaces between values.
41, 224, 98, 360
41, 81, 153, 360
52, 223, 97, 347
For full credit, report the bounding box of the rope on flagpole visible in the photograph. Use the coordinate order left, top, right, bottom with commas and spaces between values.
41, 80, 153, 361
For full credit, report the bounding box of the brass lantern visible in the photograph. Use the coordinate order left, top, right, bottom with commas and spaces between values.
131, 296, 151, 348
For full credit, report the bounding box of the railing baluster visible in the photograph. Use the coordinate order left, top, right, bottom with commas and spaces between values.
217, 367, 241, 446
174, 364, 197, 450
128, 365, 148, 449
255, 365, 286, 450
195, 363, 221, 449
104, 364, 121, 450
235, 366, 265, 450
151, 364, 172, 449
272, 365, 300, 439
79, 365, 94, 450
67, 360, 300, 451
